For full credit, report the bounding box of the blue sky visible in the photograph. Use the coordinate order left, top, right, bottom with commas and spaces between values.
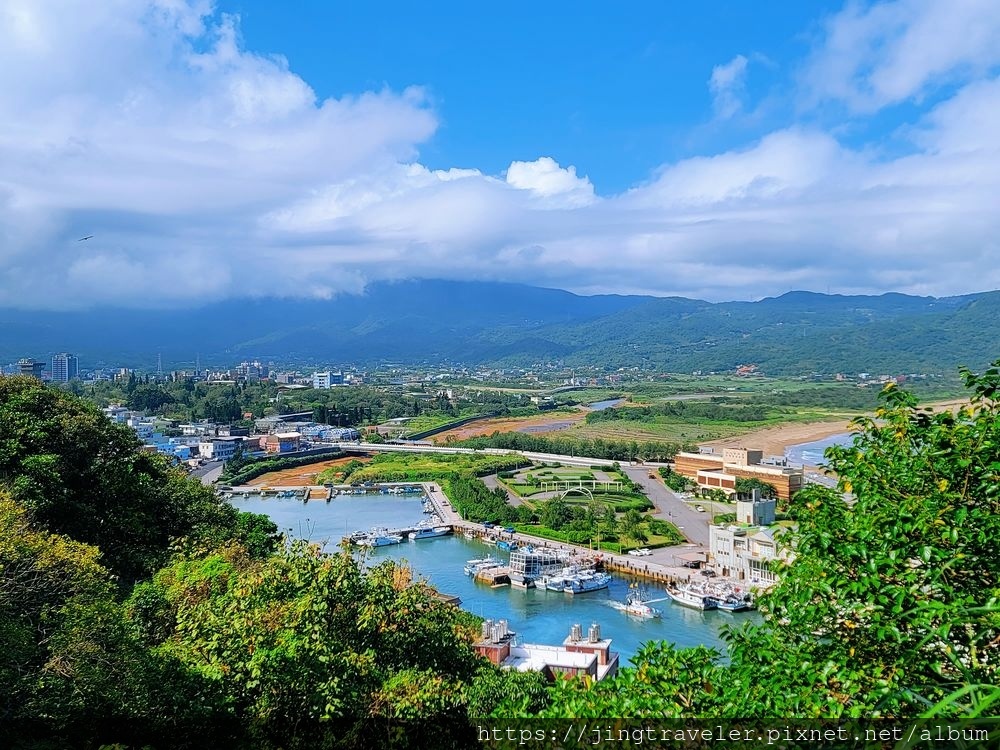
1, 0, 999, 308
221, 1, 832, 192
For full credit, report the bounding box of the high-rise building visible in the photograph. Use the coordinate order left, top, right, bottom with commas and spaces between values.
51, 353, 79, 382
312, 371, 344, 389
17, 358, 46, 379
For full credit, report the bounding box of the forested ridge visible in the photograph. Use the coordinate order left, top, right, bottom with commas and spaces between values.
4, 281, 1000, 374
2, 367, 999, 747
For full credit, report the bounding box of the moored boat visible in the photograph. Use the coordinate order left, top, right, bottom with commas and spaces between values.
356, 534, 404, 547
666, 583, 718, 610
464, 555, 499, 576
409, 526, 451, 541
563, 571, 612, 595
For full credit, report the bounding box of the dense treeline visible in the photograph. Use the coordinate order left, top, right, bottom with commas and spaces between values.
0, 377, 274, 581
455, 431, 696, 462
446, 476, 520, 525
81, 377, 536, 429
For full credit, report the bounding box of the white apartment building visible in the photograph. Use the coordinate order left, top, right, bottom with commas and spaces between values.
198, 437, 250, 461
312, 371, 344, 389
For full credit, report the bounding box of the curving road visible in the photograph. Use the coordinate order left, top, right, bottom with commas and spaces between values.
621, 466, 710, 547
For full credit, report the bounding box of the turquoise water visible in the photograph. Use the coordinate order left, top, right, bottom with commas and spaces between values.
230, 493, 752, 665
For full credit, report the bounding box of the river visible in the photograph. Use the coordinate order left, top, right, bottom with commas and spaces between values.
587, 398, 625, 410
229, 492, 751, 665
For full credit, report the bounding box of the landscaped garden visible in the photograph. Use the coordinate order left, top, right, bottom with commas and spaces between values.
498, 462, 684, 551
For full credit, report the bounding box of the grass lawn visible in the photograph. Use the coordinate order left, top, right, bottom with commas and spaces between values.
317, 452, 528, 484
511, 524, 683, 552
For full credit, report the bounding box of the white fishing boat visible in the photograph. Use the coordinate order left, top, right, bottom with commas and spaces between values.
538, 565, 582, 591
464, 555, 499, 576
707, 584, 755, 612
608, 586, 662, 618
356, 534, 404, 548
563, 571, 612, 595
666, 583, 718, 610
409, 526, 451, 540
539, 572, 569, 591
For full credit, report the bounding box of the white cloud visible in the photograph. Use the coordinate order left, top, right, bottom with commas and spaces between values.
802, 0, 1000, 112
1, 0, 1000, 309
709, 54, 749, 118
0, 0, 436, 307
505, 157, 596, 207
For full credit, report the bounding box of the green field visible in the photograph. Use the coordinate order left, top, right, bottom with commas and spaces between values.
563, 408, 853, 444
316, 452, 529, 484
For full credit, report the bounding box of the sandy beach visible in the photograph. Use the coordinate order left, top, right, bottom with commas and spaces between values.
700, 420, 856, 458
700, 398, 969, 458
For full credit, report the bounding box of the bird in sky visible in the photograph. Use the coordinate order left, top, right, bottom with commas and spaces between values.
77, 235, 94, 241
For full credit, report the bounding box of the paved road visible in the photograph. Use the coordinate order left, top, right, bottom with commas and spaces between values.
481, 474, 524, 506
622, 466, 710, 547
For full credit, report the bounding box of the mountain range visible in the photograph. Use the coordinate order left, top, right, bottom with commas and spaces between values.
2, 280, 999, 375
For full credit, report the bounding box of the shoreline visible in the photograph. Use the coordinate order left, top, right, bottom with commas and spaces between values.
700, 420, 855, 459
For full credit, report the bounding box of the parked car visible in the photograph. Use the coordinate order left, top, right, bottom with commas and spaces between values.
628, 548, 652, 557
695, 505, 706, 512
700, 568, 717, 577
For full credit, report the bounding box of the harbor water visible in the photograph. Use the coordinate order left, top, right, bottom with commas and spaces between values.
230, 492, 754, 665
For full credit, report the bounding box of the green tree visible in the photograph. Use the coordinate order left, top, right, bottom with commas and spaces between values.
153, 542, 483, 747
734, 477, 777, 499
0, 494, 237, 747
0, 376, 264, 580
539, 497, 572, 531
617, 509, 648, 551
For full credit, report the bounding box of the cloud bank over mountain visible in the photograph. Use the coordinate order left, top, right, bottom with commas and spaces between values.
2, 0, 999, 309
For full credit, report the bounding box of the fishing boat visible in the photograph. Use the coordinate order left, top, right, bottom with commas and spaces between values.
464, 555, 499, 576
356, 534, 404, 547
538, 571, 570, 591
608, 585, 662, 618
666, 583, 718, 610
497, 539, 518, 552
563, 571, 612, 595
409, 526, 451, 541
707, 584, 755, 612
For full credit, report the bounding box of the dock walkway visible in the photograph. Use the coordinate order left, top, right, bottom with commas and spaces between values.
421, 482, 715, 589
